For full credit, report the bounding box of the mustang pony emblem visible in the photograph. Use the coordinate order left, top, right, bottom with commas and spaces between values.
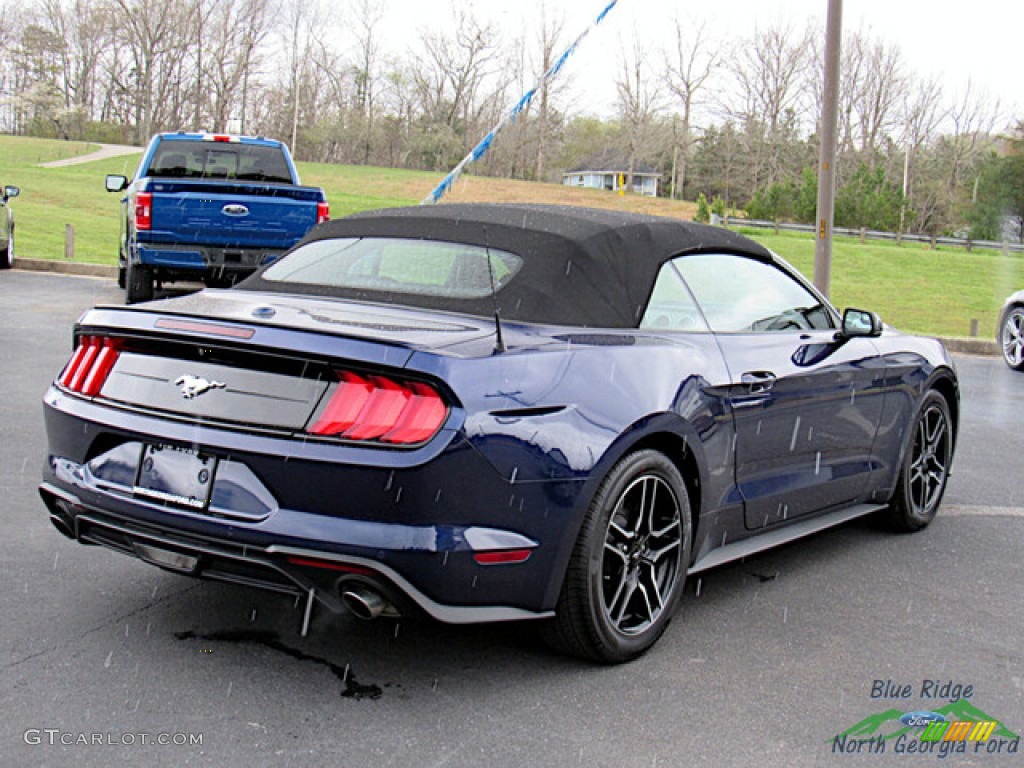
174, 375, 226, 399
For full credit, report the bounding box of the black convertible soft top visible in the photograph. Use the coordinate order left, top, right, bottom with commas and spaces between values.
238, 203, 771, 328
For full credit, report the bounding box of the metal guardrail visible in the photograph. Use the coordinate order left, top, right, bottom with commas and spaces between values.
733, 219, 1024, 254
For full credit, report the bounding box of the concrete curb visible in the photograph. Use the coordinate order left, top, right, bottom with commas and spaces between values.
11, 257, 1001, 357
938, 336, 999, 357
14, 258, 117, 279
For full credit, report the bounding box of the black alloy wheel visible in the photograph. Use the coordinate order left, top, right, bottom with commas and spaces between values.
543, 449, 691, 663
886, 390, 953, 532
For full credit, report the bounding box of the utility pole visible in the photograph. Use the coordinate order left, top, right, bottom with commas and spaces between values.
814, 0, 842, 297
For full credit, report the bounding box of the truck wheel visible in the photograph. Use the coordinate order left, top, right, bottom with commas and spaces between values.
125, 262, 154, 304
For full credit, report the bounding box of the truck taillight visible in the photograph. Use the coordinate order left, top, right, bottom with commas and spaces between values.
317, 201, 330, 224
307, 371, 447, 445
58, 336, 123, 397
134, 192, 153, 230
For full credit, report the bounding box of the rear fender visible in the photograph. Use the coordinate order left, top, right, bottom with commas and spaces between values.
538, 411, 717, 610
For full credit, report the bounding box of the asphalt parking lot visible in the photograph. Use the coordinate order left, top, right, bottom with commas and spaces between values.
2, 270, 1022, 767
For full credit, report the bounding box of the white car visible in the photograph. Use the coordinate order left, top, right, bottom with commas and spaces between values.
999, 290, 1024, 370
0, 185, 20, 269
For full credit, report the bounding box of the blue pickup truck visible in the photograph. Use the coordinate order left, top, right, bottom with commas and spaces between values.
105, 132, 329, 303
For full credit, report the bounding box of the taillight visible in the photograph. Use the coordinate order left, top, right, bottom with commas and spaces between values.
317, 201, 330, 224
308, 371, 447, 445
134, 192, 153, 230
58, 336, 122, 396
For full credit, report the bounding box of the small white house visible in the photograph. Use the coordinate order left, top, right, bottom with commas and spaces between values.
562, 152, 660, 197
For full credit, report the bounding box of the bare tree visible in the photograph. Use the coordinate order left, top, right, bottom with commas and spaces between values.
200, 0, 272, 132
279, 0, 327, 156
411, 6, 500, 169
726, 21, 812, 187
531, 5, 566, 182
38, 0, 112, 124
899, 74, 946, 231
347, 0, 385, 163
616, 33, 664, 191
416, 7, 498, 127
944, 82, 1000, 195
852, 35, 906, 158
114, 0, 195, 141
663, 18, 719, 199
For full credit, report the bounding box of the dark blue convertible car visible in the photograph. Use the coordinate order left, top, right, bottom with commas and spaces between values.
40, 204, 958, 662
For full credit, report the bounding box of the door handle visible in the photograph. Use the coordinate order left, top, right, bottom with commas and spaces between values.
741, 371, 777, 394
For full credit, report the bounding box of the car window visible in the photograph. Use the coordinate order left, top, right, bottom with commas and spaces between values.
261, 237, 523, 299
639, 262, 709, 332
149, 142, 293, 183
672, 253, 834, 333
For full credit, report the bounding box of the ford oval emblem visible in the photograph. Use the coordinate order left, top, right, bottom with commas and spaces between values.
252, 306, 276, 319
222, 203, 249, 217
899, 711, 946, 728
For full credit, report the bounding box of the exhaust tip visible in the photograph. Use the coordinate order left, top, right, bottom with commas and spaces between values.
49, 512, 75, 540
341, 586, 393, 620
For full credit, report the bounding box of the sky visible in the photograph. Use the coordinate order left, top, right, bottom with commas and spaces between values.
373, 0, 1021, 126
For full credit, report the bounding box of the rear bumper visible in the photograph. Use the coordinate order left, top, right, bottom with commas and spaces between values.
135, 244, 281, 273
40, 481, 550, 624
40, 387, 580, 623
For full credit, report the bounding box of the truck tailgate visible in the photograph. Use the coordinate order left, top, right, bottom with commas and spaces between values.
146, 180, 323, 249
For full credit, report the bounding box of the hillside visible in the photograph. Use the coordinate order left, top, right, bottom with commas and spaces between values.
295, 161, 699, 220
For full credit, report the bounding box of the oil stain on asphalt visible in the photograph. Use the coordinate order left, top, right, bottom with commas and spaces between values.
175, 629, 385, 699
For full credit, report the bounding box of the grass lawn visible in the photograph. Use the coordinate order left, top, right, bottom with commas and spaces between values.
734, 229, 1023, 338
3, 135, 1021, 338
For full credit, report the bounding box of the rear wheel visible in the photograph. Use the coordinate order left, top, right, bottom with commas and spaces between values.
125, 261, 153, 304
1000, 305, 1024, 371
542, 449, 691, 663
884, 391, 952, 532
0, 224, 12, 269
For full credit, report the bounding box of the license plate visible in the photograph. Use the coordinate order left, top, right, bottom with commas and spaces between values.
133, 444, 216, 511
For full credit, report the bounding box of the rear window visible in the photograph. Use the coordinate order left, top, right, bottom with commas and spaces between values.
260, 237, 523, 299
148, 141, 293, 183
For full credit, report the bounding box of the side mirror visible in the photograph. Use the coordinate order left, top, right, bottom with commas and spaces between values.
840, 308, 883, 338
3, 185, 19, 201
105, 174, 129, 193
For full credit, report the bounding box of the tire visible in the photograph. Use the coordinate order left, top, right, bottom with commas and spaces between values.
884, 391, 953, 532
125, 261, 154, 304
999, 305, 1024, 371
542, 449, 691, 663
0, 224, 12, 270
